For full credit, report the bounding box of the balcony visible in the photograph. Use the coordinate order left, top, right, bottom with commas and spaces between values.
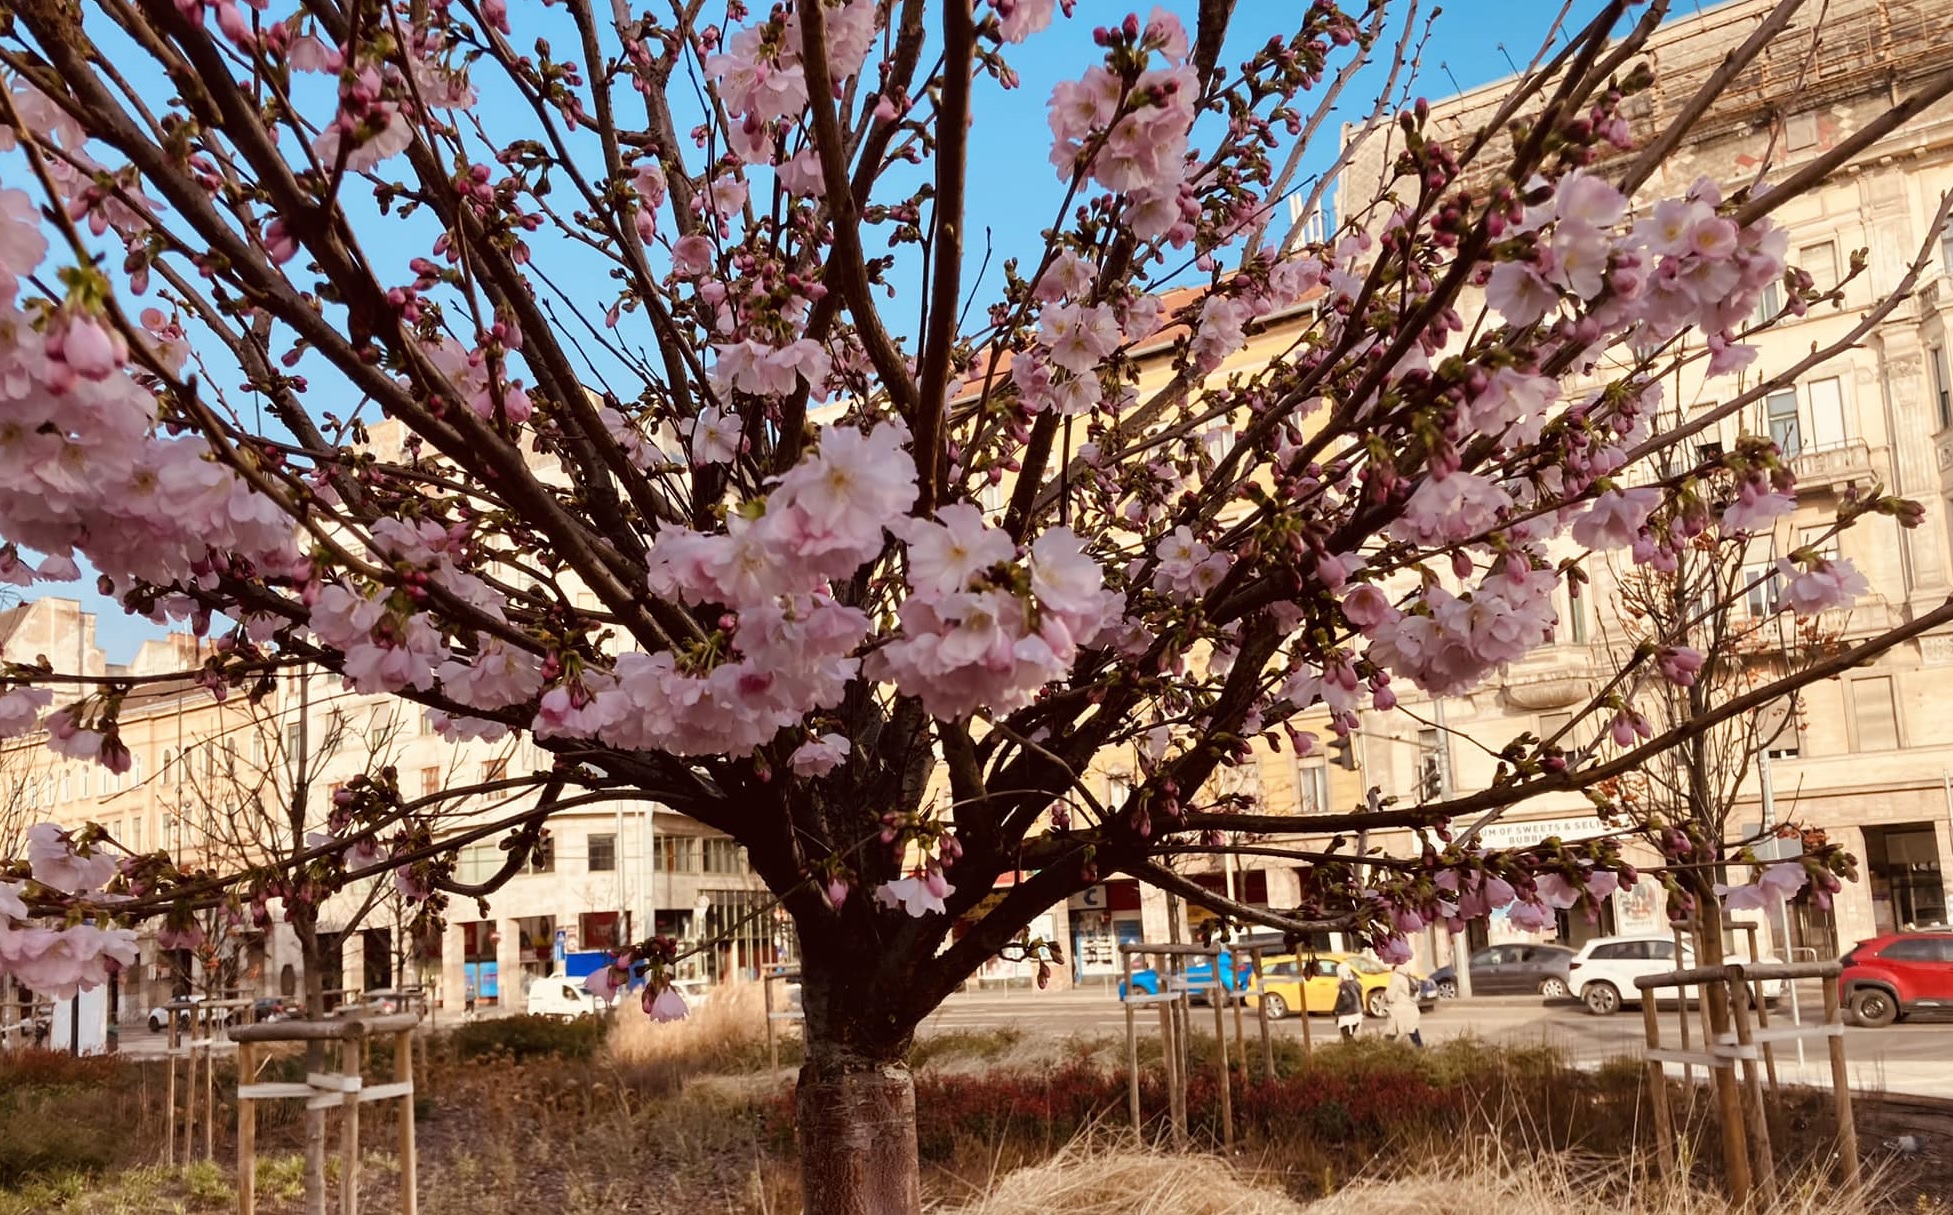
1789, 440, 1873, 490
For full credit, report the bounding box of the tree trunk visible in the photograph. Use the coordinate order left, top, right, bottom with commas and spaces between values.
797, 1052, 920, 1215
794, 949, 921, 1215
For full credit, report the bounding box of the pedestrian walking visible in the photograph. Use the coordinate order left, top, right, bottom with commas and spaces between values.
1384, 963, 1424, 1047
1333, 964, 1364, 1040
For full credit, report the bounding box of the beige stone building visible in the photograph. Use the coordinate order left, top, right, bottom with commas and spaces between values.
1333, 0, 1953, 965
3, 598, 771, 1022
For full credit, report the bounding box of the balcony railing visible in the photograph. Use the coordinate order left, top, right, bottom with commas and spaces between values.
1789, 440, 1873, 489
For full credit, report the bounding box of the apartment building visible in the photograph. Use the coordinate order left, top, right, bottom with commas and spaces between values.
1332, 0, 1953, 964
2, 598, 771, 1022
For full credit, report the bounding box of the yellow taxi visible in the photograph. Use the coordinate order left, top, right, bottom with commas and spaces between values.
1246, 951, 1435, 1020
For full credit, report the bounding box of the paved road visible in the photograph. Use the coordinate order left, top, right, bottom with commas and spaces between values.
921, 984, 1953, 1099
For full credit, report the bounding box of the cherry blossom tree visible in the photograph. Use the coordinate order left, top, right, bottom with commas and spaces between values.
5, 0, 1953, 1208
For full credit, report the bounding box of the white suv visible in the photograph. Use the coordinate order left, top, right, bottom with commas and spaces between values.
1569, 934, 1784, 1016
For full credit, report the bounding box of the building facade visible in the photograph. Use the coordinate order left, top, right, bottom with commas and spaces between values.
1333, 0, 1953, 964
3, 598, 773, 1023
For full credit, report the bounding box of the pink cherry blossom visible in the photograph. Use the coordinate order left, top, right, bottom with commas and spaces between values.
645, 984, 689, 1022
1656, 645, 1704, 687
874, 875, 954, 917
1571, 487, 1659, 551
790, 733, 852, 777
26, 822, 117, 893
1778, 556, 1867, 615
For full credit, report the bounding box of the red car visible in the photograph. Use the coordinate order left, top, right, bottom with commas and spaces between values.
1838, 930, 1953, 1026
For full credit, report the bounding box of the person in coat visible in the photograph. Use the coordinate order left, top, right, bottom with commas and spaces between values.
1333, 964, 1365, 1040
1384, 963, 1424, 1047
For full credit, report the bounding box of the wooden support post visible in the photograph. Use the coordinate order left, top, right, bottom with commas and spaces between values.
204, 1012, 216, 1160
238, 1042, 257, 1215
1727, 967, 1777, 1199
1251, 949, 1274, 1081
763, 969, 777, 1071
164, 1013, 178, 1167
1705, 983, 1753, 1205
1210, 982, 1233, 1151
1231, 974, 1245, 1074
1157, 959, 1181, 1145
1123, 948, 1140, 1134
1822, 979, 1860, 1190
1671, 926, 1694, 1086
395, 1029, 417, 1215
183, 1018, 197, 1164
340, 1039, 361, 1215
1174, 963, 1191, 1145
1641, 996, 1675, 1181
1752, 972, 1779, 1098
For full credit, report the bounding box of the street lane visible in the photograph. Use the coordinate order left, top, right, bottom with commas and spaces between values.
920, 985, 1953, 1098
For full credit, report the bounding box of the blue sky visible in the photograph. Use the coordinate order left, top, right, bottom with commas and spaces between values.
26, 0, 1653, 663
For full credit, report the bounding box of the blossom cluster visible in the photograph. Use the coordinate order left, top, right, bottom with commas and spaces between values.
0, 824, 138, 999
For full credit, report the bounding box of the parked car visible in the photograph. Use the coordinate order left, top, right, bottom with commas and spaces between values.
1568, 934, 1784, 1016
1838, 930, 1953, 1026
358, 988, 423, 1016
1245, 952, 1437, 1020
1118, 950, 1255, 1005
1430, 943, 1576, 999
251, 996, 304, 1023
526, 975, 603, 1019
146, 996, 235, 1033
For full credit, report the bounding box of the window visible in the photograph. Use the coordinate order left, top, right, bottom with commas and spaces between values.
1294, 760, 1330, 814
162, 749, 175, 782
1943, 226, 1953, 278
1743, 562, 1782, 617
369, 727, 390, 754
59, 771, 72, 802
421, 767, 441, 798
1106, 771, 1133, 809
1933, 346, 1951, 432
129, 814, 143, 852
1761, 698, 1800, 759
1765, 389, 1801, 457
420, 711, 435, 736
457, 843, 500, 885
1416, 727, 1450, 798
1881, 938, 1941, 962
1806, 377, 1846, 451
529, 834, 555, 874
1848, 676, 1900, 751
588, 833, 617, 873
702, 838, 745, 874
251, 735, 265, 767
1800, 527, 1839, 561
1539, 711, 1572, 744
482, 759, 508, 784
653, 836, 698, 873
78, 769, 90, 800
285, 724, 301, 756
1567, 580, 1587, 644
1799, 240, 1838, 292
130, 754, 142, 785
580, 911, 625, 952
1265, 960, 1299, 978
1783, 111, 1817, 152
1751, 280, 1783, 328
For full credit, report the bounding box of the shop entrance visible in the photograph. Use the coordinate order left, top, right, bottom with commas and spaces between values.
1864, 824, 1946, 933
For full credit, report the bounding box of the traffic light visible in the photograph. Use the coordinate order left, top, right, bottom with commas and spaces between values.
1329, 734, 1357, 770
